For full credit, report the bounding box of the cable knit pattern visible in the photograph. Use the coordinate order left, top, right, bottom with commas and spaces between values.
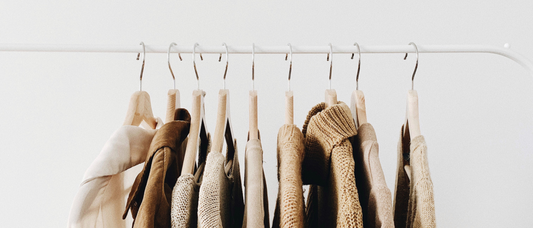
353, 123, 394, 228
272, 124, 305, 228
393, 126, 436, 228
302, 102, 363, 228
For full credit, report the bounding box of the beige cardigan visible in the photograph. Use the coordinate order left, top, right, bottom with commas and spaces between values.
353, 123, 394, 228
393, 125, 436, 228
301, 102, 364, 228
242, 137, 269, 228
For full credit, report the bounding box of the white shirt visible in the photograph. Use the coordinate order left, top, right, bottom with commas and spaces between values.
68, 120, 162, 228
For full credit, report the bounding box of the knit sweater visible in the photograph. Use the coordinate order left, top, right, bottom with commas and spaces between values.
242, 136, 269, 228
353, 123, 394, 228
301, 102, 364, 228
393, 125, 436, 228
170, 133, 211, 228
272, 124, 306, 228
198, 139, 244, 228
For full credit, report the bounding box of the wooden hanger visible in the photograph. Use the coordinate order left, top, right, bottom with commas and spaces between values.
182, 43, 209, 175
285, 43, 294, 125
123, 42, 157, 129
403, 42, 422, 181
249, 44, 259, 140
349, 43, 367, 129
404, 42, 421, 139
212, 43, 236, 154
181, 90, 208, 175
325, 43, 337, 108
165, 43, 181, 123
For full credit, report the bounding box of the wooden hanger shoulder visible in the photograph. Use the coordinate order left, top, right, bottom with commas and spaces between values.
165, 89, 180, 123
325, 89, 337, 108
285, 90, 294, 125
181, 90, 205, 175
249, 90, 258, 140
123, 91, 157, 129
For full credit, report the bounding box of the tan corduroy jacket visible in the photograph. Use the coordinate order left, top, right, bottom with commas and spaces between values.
301, 102, 364, 228
123, 109, 191, 228
272, 124, 306, 228
353, 123, 394, 228
393, 125, 436, 228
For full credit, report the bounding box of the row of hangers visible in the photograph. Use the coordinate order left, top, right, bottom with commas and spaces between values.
122, 41, 422, 179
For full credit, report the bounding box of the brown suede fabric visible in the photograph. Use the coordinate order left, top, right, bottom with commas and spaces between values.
123, 109, 191, 228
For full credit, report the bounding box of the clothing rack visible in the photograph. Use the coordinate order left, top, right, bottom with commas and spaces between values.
1, 43, 532, 75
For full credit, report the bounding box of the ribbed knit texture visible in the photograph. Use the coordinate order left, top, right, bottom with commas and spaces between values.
171, 133, 211, 228
353, 123, 394, 228
272, 124, 305, 228
301, 102, 364, 228
198, 139, 244, 228
393, 125, 436, 228
243, 137, 269, 228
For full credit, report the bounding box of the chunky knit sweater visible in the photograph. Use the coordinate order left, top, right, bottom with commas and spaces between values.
272, 124, 306, 228
301, 102, 364, 228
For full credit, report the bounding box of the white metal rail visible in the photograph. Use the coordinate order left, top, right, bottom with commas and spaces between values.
1, 44, 532, 74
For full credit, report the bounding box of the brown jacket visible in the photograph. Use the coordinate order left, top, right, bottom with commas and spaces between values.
123, 109, 191, 228
302, 102, 364, 228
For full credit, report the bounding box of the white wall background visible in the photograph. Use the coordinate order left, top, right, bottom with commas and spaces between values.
1, 1, 533, 227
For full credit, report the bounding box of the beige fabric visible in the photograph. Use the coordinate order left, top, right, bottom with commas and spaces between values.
272, 124, 305, 228
198, 139, 244, 228
393, 125, 436, 228
353, 123, 394, 228
171, 133, 211, 228
242, 137, 269, 228
68, 119, 162, 228
301, 102, 363, 228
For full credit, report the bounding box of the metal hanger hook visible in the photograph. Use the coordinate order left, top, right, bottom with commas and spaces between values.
252, 43, 255, 90
286, 43, 293, 91
167, 42, 177, 90
351, 43, 361, 90
327, 43, 333, 90
192, 43, 202, 90
137, 42, 146, 91
403, 42, 419, 90
219, 43, 229, 89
